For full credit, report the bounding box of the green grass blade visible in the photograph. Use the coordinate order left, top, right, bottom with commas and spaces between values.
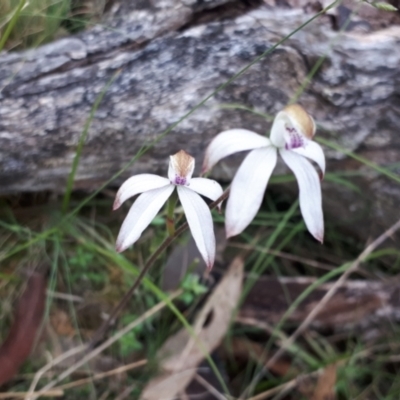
61, 70, 121, 214
317, 137, 400, 184
0, 0, 26, 51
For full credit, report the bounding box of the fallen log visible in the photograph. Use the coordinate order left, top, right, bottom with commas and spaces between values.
0, 0, 399, 240
240, 276, 400, 339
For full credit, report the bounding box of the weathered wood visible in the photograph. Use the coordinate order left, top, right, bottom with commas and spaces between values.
0, 0, 399, 239
240, 276, 400, 339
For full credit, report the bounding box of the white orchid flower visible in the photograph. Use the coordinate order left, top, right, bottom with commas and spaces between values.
114, 150, 223, 270
202, 104, 325, 242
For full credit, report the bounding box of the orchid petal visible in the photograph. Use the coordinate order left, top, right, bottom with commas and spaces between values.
202, 129, 271, 173
177, 186, 215, 270
189, 178, 224, 210
113, 174, 170, 210
291, 141, 326, 177
280, 149, 324, 242
225, 147, 278, 238
116, 185, 175, 252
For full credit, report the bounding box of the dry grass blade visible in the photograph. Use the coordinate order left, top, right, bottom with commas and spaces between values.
26, 345, 87, 399
140, 257, 244, 400
194, 374, 227, 400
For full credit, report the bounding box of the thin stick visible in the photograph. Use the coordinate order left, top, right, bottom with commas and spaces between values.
26, 291, 181, 400
55, 359, 147, 390
241, 218, 400, 399
194, 374, 228, 400
89, 188, 230, 348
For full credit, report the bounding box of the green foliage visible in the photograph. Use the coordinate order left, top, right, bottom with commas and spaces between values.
68, 246, 106, 287
69, 245, 94, 268
179, 274, 208, 305
118, 314, 144, 357
119, 330, 143, 356
0, 0, 106, 50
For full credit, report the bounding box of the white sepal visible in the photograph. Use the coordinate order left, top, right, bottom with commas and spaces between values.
189, 177, 224, 210
280, 149, 324, 242
116, 185, 175, 252
177, 186, 216, 270
202, 129, 271, 173
225, 147, 278, 238
113, 174, 170, 210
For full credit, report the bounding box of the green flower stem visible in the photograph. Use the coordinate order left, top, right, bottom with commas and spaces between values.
166, 191, 178, 236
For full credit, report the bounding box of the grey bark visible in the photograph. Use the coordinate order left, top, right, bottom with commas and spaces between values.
0, 0, 399, 239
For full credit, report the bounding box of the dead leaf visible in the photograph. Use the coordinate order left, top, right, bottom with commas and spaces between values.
140, 257, 244, 400
0, 272, 46, 386
140, 369, 196, 400
310, 363, 337, 400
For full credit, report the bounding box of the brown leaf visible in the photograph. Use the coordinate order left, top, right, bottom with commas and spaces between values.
140, 257, 244, 400
0, 272, 47, 386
